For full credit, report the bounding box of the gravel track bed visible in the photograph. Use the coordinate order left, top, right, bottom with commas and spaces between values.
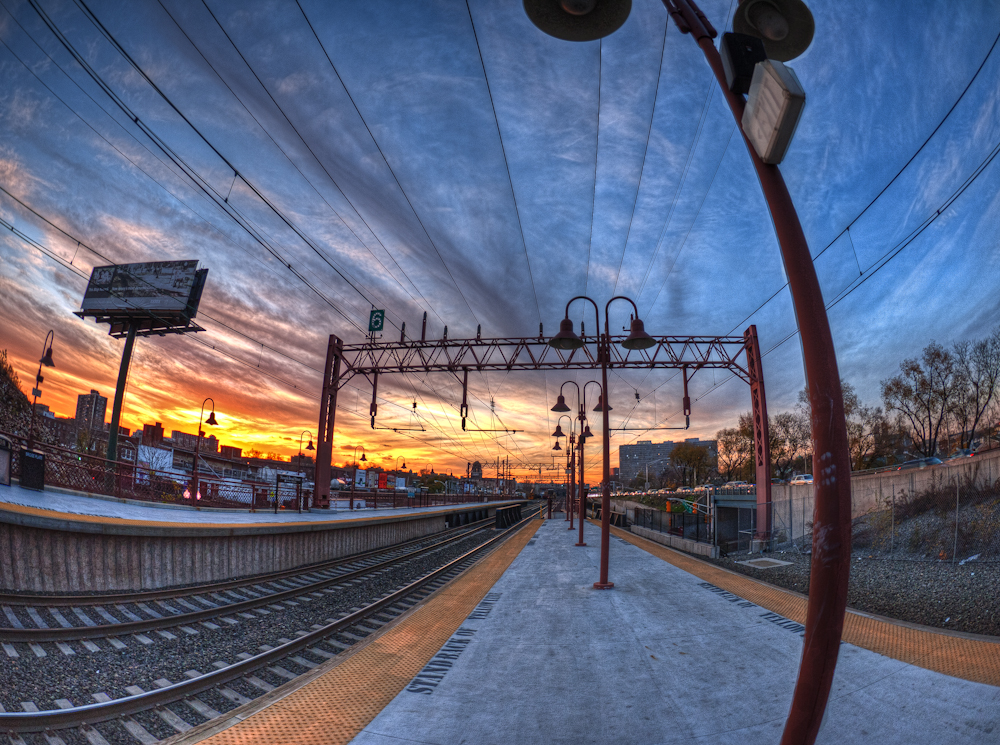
0, 529, 499, 713
705, 550, 1000, 636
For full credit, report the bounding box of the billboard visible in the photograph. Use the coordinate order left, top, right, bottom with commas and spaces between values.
355, 469, 367, 487
378, 472, 388, 489
80, 260, 207, 319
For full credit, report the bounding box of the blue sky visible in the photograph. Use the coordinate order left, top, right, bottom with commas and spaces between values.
1, 0, 998, 478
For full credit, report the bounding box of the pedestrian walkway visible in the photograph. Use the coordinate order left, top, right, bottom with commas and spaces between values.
168, 515, 999, 745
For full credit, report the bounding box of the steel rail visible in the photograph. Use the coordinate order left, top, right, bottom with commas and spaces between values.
0, 518, 499, 642
0, 508, 537, 733
0, 516, 497, 607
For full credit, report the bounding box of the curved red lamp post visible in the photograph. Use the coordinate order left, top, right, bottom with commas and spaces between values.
529, 1, 851, 742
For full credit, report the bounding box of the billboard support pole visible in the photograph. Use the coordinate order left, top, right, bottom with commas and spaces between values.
314, 335, 342, 509
106, 321, 137, 465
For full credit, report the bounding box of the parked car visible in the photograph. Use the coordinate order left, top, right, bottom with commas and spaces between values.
723, 480, 749, 488
771, 477, 786, 485
897, 457, 943, 471
790, 474, 813, 485
945, 449, 974, 461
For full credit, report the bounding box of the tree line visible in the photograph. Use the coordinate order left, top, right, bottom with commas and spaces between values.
716, 327, 1000, 480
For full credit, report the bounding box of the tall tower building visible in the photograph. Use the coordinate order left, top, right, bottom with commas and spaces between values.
75, 390, 107, 434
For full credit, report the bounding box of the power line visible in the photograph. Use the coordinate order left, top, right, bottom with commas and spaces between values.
611, 21, 669, 295
294, 0, 483, 333
26, 0, 368, 333
464, 0, 541, 324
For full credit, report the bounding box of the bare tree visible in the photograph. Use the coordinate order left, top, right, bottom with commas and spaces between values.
716, 422, 751, 482
951, 329, 1000, 449
770, 410, 810, 478
882, 341, 959, 457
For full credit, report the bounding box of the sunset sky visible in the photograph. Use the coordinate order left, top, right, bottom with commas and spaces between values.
2, 0, 999, 483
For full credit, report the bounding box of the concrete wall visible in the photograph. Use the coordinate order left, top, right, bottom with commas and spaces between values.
631, 525, 719, 558
768, 449, 1000, 544
0, 514, 448, 593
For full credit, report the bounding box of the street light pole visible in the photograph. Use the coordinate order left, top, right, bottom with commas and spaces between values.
27, 330, 55, 450
191, 398, 217, 503
297, 430, 314, 513
350, 445, 366, 510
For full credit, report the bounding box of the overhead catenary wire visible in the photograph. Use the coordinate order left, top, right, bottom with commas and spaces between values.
293, 0, 483, 334
24, 0, 372, 334
611, 20, 669, 295
68, 0, 403, 328
464, 0, 542, 325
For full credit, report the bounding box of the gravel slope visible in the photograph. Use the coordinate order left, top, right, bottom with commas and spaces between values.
706, 550, 1000, 637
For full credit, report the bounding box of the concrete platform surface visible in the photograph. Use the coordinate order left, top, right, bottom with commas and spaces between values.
0, 482, 511, 528
351, 518, 998, 745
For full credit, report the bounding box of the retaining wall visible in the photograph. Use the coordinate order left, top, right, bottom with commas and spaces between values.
0, 506, 498, 593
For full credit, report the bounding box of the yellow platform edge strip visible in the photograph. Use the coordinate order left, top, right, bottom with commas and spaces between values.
175, 517, 542, 745
605, 520, 1000, 687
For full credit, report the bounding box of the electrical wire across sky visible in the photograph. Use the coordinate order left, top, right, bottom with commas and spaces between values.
2, 0, 999, 477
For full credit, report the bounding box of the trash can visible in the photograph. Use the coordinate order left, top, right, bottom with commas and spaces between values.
20, 449, 45, 491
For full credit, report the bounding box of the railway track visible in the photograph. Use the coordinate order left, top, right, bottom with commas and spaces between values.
0, 507, 538, 741
0, 517, 496, 643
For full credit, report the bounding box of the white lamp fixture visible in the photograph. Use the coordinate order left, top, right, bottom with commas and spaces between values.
742, 59, 806, 165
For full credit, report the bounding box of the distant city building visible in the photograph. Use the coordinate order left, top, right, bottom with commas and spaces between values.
617, 438, 717, 483
75, 390, 107, 435
220, 445, 242, 460
142, 422, 165, 446
32, 403, 54, 418
171, 430, 219, 453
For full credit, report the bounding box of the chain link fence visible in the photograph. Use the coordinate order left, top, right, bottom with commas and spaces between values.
771, 461, 1000, 562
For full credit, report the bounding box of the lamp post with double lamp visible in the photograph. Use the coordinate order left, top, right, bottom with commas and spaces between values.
528, 3, 852, 742
552, 379, 604, 548
551, 414, 575, 527
350, 446, 366, 510
27, 330, 55, 451
297, 431, 314, 512
550, 296, 656, 588
191, 398, 217, 503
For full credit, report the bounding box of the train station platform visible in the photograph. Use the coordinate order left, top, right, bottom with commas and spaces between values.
0, 482, 514, 534
175, 514, 1000, 745
0, 483, 521, 593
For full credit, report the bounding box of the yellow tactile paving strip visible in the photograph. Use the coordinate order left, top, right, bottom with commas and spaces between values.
607, 521, 1000, 687
0, 500, 483, 531
186, 518, 541, 745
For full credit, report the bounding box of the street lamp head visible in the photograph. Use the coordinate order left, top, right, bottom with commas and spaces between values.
39, 346, 55, 368
582, 424, 593, 440
593, 394, 612, 412
523, 0, 631, 42
551, 394, 571, 413
621, 317, 656, 350
552, 441, 562, 451
552, 424, 565, 438
548, 318, 584, 351
306, 439, 315, 451
733, 0, 814, 61
205, 411, 218, 426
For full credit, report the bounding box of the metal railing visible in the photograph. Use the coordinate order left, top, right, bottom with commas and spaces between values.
632, 507, 713, 545
2, 430, 509, 512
